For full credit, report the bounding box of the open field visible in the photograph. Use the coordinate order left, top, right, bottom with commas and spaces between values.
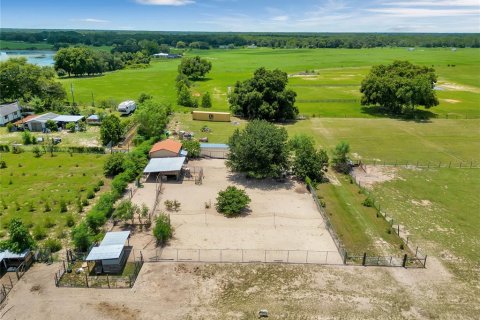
62, 48, 480, 118
366, 167, 480, 282
0, 40, 54, 50
0, 152, 107, 243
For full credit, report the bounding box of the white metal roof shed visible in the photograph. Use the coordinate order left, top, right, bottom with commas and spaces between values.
86, 245, 124, 261
53, 115, 85, 122
100, 231, 130, 247
0, 249, 30, 263
143, 157, 186, 174
25, 112, 59, 124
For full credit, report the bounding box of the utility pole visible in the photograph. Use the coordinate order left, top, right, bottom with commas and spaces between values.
70, 83, 75, 105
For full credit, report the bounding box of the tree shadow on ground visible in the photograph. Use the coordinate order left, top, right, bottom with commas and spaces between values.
190, 77, 213, 82
360, 106, 436, 123
226, 172, 295, 191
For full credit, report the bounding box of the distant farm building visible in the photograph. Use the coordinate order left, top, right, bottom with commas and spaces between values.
13, 114, 38, 130
25, 112, 59, 132
86, 114, 101, 125
200, 143, 229, 159
149, 139, 185, 158
0, 102, 22, 126
85, 231, 131, 274
143, 156, 186, 180
54, 115, 85, 130
192, 111, 230, 122
24, 113, 85, 132
153, 53, 182, 59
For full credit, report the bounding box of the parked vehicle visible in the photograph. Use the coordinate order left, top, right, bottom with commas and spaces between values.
117, 100, 136, 115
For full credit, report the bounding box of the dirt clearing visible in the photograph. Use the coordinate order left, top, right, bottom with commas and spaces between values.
351, 165, 399, 189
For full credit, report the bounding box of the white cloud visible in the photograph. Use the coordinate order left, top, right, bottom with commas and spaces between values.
271, 15, 289, 22
135, 0, 195, 5
74, 18, 110, 23
386, 0, 480, 7
366, 8, 479, 17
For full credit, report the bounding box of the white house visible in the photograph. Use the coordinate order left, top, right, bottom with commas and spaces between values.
0, 102, 22, 126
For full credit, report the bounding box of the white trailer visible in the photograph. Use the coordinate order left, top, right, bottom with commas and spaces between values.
117, 100, 136, 115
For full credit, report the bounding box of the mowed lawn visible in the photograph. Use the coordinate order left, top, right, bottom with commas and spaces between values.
370, 168, 480, 280
63, 47, 480, 118
0, 152, 107, 242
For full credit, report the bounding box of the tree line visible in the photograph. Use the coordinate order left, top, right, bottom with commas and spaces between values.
1, 30, 479, 49
54, 46, 150, 77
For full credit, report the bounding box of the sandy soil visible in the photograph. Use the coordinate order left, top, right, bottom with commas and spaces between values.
351, 165, 398, 189
2, 257, 478, 320
437, 82, 480, 93
129, 159, 341, 264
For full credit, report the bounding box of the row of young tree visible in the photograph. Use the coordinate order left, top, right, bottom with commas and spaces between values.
2, 30, 479, 49
176, 56, 213, 108
54, 46, 150, 77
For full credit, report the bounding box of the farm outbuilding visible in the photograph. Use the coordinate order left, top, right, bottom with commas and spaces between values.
149, 139, 183, 158
53, 115, 85, 130
200, 143, 229, 159
85, 231, 131, 274
143, 157, 186, 180
192, 111, 230, 122
86, 114, 101, 125
0, 249, 33, 272
25, 112, 59, 132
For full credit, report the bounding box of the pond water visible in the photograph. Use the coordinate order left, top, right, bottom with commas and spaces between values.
0, 50, 55, 66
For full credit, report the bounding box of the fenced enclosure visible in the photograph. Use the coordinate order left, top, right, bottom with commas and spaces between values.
182, 166, 204, 184
307, 182, 427, 269
146, 248, 342, 265
54, 250, 144, 289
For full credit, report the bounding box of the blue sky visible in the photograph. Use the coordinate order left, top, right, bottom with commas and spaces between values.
1, 0, 479, 32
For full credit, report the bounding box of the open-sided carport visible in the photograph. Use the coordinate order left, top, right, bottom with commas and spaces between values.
143, 157, 186, 181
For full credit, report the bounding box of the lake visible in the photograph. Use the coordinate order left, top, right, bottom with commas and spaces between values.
0, 50, 55, 66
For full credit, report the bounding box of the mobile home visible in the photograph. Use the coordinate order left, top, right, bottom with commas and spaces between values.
118, 100, 136, 115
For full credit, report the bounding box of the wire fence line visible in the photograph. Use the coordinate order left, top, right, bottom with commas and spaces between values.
350, 172, 428, 268
145, 248, 342, 265
307, 182, 427, 268
356, 159, 480, 169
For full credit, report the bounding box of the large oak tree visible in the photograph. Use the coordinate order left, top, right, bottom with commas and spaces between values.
229, 67, 298, 122
360, 60, 439, 114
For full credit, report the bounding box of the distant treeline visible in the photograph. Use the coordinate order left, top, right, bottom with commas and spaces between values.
1, 29, 479, 49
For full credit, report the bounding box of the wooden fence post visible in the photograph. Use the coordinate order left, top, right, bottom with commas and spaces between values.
362, 253, 367, 266
107, 274, 110, 288
402, 254, 408, 268
343, 251, 348, 265
85, 273, 89, 288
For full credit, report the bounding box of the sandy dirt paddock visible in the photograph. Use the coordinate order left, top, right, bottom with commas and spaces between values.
2, 257, 479, 320
131, 159, 341, 264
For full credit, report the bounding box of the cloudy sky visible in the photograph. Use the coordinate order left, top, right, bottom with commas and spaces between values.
1, 0, 479, 32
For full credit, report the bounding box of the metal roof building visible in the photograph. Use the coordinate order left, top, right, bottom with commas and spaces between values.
200, 143, 229, 159
143, 157, 186, 180
53, 115, 85, 122
85, 231, 131, 274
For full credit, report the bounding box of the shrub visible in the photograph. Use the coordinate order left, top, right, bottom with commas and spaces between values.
65, 213, 75, 227
153, 214, 173, 245
32, 225, 47, 240
76, 198, 84, 213
362, 197, 374, 207
71, 222, 92, 252
43, 238, 62, 253
81, 198, 89, 206
66, 122, 76, 132
86, 210, 107, 233
97, 179, 104, 187
215, 186, 251, 216
0, 160, 6, 169
103, 153, 126, 176
44, 201, 51, 212
111, 172, 129, 196
86, 189, 95, 199
22, 130, 33, 145
32, 145, 42, 158
44, 216, 56, 228
93, 192, 116, 218
59, 199, 67, 212
201, 91, 212, 108
6, 123, 14, 132
182, 140, 201, 159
